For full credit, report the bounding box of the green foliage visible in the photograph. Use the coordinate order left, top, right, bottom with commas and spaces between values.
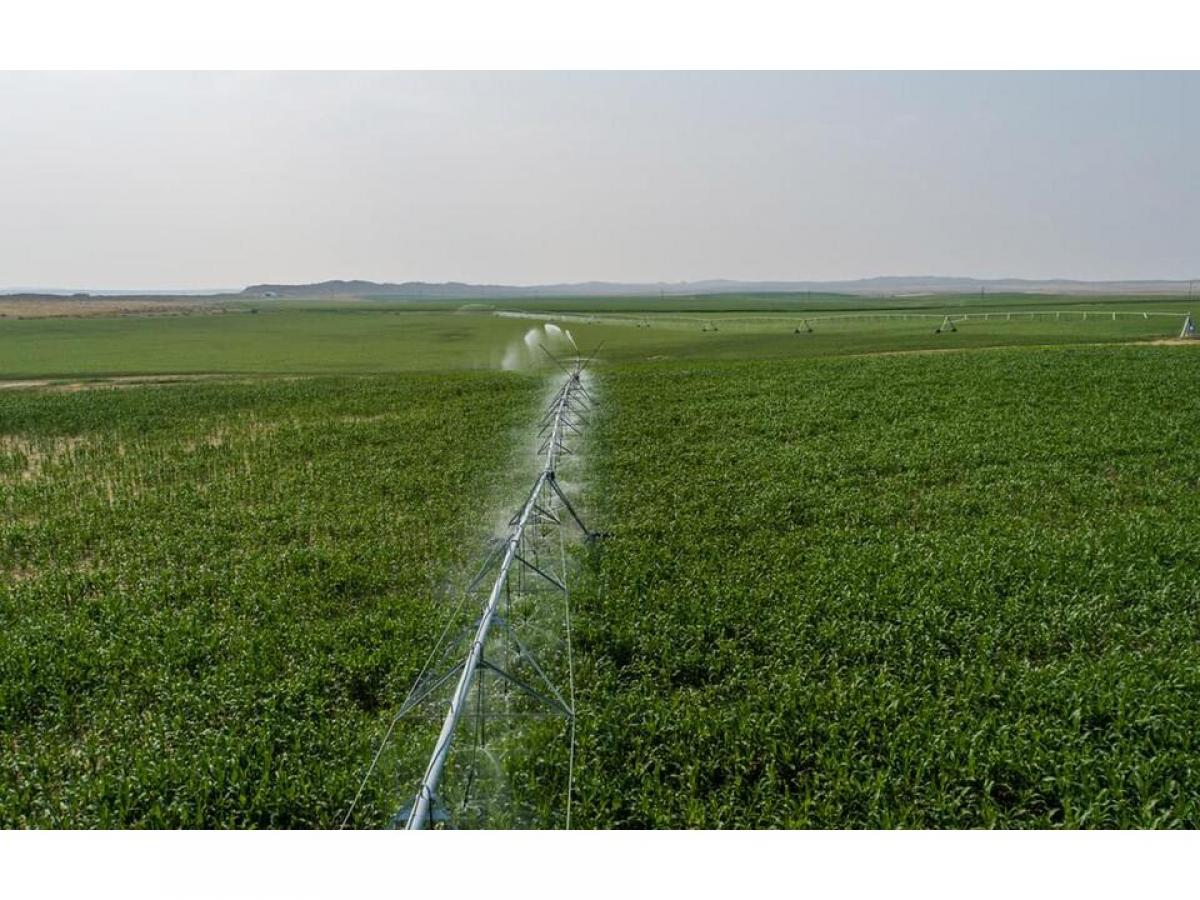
557, 346, 1200, 827
0, 373, 538, 827
6, 332, 1200, 829
0, 297, 1188, 379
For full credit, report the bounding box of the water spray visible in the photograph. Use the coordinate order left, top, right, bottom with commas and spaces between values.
402, 350, 597, 829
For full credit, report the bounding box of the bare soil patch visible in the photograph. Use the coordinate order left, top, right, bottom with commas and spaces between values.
0, 295, 240, 319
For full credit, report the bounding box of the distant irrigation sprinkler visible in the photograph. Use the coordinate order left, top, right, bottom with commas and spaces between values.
794, 319, 812, 334
383, 352, 596, 830
934, 315, 957, 334
1182, 314, 1197, 339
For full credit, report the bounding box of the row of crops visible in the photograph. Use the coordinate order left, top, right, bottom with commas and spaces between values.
5, 344, 1199, 828
543, 346, 1200, 827
0, 373, 539, 827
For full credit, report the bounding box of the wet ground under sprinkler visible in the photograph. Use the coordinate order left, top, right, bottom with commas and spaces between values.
343, 356, 598, 829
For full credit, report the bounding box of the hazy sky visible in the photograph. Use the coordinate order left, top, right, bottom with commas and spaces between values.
1, 71, 1196, 290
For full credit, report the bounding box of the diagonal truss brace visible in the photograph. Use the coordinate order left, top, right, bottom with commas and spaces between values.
513, 553, 568, 593
547, 474, 590, 536
478, 659, 573, 719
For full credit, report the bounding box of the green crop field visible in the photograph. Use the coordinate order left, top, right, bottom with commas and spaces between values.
0, 294, 1193, 379
547, 346, 1200, 827
1, 293, 1198, 829
0, 372, 538, 827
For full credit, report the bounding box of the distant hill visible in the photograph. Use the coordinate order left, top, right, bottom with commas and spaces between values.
6, 276, 1194, 301
240, 279, 696, 299
240, 276, 1197, 299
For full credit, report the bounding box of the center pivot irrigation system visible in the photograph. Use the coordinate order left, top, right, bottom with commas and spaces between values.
496, 308, 1200, 337
345, 350, 599, 830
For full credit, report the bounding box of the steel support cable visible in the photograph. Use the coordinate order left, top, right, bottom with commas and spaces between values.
340, 401, 561, 828
560, 488, 577, 830
339, 581, 475, 829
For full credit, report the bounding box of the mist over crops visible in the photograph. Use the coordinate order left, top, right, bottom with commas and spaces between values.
501, 323, 579, 370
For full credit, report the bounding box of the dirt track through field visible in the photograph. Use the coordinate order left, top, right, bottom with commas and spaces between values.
0, 373, 307, 392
